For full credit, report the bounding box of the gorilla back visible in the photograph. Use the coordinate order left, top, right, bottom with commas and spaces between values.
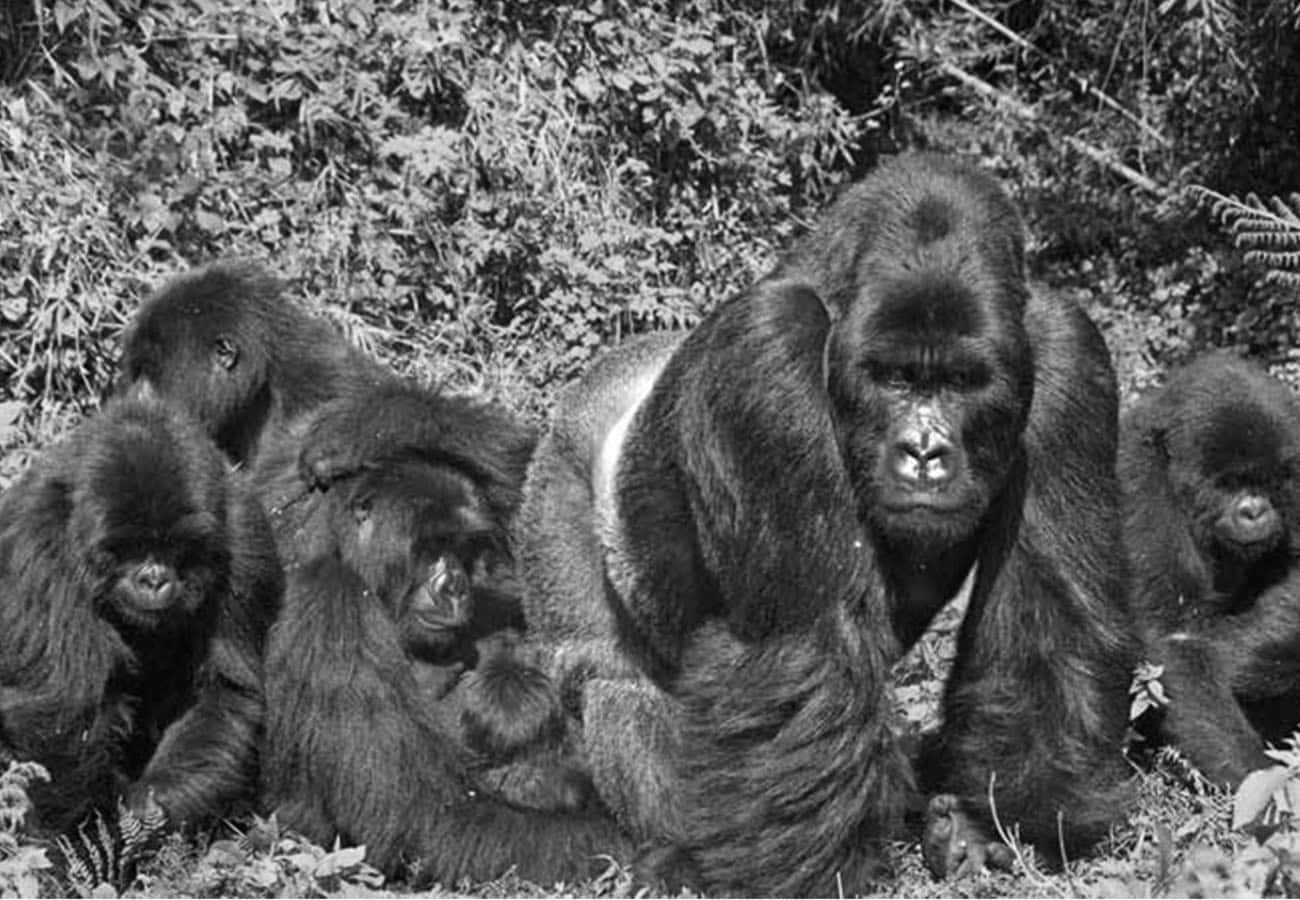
519, 153, 1137, 895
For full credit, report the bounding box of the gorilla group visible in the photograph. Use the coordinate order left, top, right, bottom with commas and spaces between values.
114, 263, 631, 884
517, 152, 1138, 894
20, 150, 1290, 896
1121, 351, 1300, 787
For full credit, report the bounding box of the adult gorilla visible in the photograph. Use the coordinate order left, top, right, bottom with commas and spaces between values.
518, 153, 1137, 894
262, 460, 630, 886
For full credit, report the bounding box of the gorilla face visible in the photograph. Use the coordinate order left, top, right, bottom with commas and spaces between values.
1164, 400, 1300, 564
829, 273, 1032, 557
324, 461, 501, 661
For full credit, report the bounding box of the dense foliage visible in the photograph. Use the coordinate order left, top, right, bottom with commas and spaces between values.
2, 0, 1298, 446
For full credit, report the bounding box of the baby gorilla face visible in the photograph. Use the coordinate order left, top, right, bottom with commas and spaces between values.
1211, 489, 1283, 560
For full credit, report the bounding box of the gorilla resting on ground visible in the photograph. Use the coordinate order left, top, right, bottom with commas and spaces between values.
518, 152, 1138, 895
261, 459, 628, 887
1121, 351, 1300, 786
0, 392, 282, 836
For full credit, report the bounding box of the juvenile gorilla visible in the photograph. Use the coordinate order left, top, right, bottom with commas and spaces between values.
262, 460, 627, 886
117, 262, 537, 522
117, 261, 386, 466
0, 393, 281, 836
1121, 351, 1300, 786
519, 153, 1137, 894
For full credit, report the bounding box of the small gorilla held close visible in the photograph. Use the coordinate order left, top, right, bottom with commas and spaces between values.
518, 152, 1138, 895
261, 459, 627, 886
1120, 351, 1300, 786
0, 392, 281, 836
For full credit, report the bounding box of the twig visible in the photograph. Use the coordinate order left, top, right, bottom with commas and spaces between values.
936, 61, 1174, 199
947, 0, 1170, 147
985, 771, 1051, 887
1056, 808, 1081, 897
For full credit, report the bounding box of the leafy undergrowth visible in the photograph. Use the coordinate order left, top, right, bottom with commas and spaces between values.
6, 618, 1300, 900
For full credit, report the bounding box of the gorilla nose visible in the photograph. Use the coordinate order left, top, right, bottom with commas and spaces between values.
433, 558, 470, 602
892, 432, 957, 486
1237, 496, 1271, 522
1232, 495, 1279, 543
134, 562, 174, 598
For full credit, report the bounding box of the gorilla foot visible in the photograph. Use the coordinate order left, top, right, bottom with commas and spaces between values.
922, 793, 1015, 879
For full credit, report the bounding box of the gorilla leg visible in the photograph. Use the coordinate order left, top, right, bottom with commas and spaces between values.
1156, 633, 1272, 785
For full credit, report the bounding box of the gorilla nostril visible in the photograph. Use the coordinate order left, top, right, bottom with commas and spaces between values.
922, 447, 953, 482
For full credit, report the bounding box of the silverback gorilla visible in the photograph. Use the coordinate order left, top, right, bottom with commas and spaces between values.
261, 460, 630, 885
1121, 351, 1300, 786
518, 153, 1138, 895
0, 392, 281, 836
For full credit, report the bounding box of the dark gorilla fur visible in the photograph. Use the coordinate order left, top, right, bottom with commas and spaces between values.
518, 153, 1137, 895
118, 261, 388, 466
261, 460, 629, 885
0, 393, 281, 836
1121, 351, 1300, 786
117, 261, 537, 506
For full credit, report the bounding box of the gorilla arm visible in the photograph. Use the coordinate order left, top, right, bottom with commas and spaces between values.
922, 291, 1137, 874
131, 485, 282, 824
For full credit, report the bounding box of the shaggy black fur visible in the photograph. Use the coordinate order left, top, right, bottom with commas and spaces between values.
518, 153, 1137, 894
0, 393, 281, 836
1121, 351, 1300, 786
260, 461, 629, 886
117, 261, 387, 466
117, 261, 537, 505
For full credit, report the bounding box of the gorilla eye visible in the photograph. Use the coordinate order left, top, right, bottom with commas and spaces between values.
351, 496, 372, 524
866, 362, 911, 390
948, 365, 991, 391
214, 337, 238, 371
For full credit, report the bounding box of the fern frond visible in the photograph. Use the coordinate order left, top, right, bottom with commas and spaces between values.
1191, 186, 1300, 283
53, 798, 168, 893
1263, 271, 1300, 289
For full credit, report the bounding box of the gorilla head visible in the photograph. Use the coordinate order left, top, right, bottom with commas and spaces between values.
823, 163, 1034, 556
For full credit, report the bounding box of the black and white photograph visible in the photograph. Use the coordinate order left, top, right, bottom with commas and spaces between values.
2, 1, 1300, 896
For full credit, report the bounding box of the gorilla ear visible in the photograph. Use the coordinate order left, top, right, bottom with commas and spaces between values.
214, 337, 239, 371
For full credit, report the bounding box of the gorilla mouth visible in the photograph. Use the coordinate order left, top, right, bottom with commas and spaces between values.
879, 494, 970, 515
410, 612, 456, 634
109, 602, 168, 632
1219, 531, 1283, 562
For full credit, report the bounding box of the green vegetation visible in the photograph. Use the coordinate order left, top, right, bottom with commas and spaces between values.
4, 0, 1300, 896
